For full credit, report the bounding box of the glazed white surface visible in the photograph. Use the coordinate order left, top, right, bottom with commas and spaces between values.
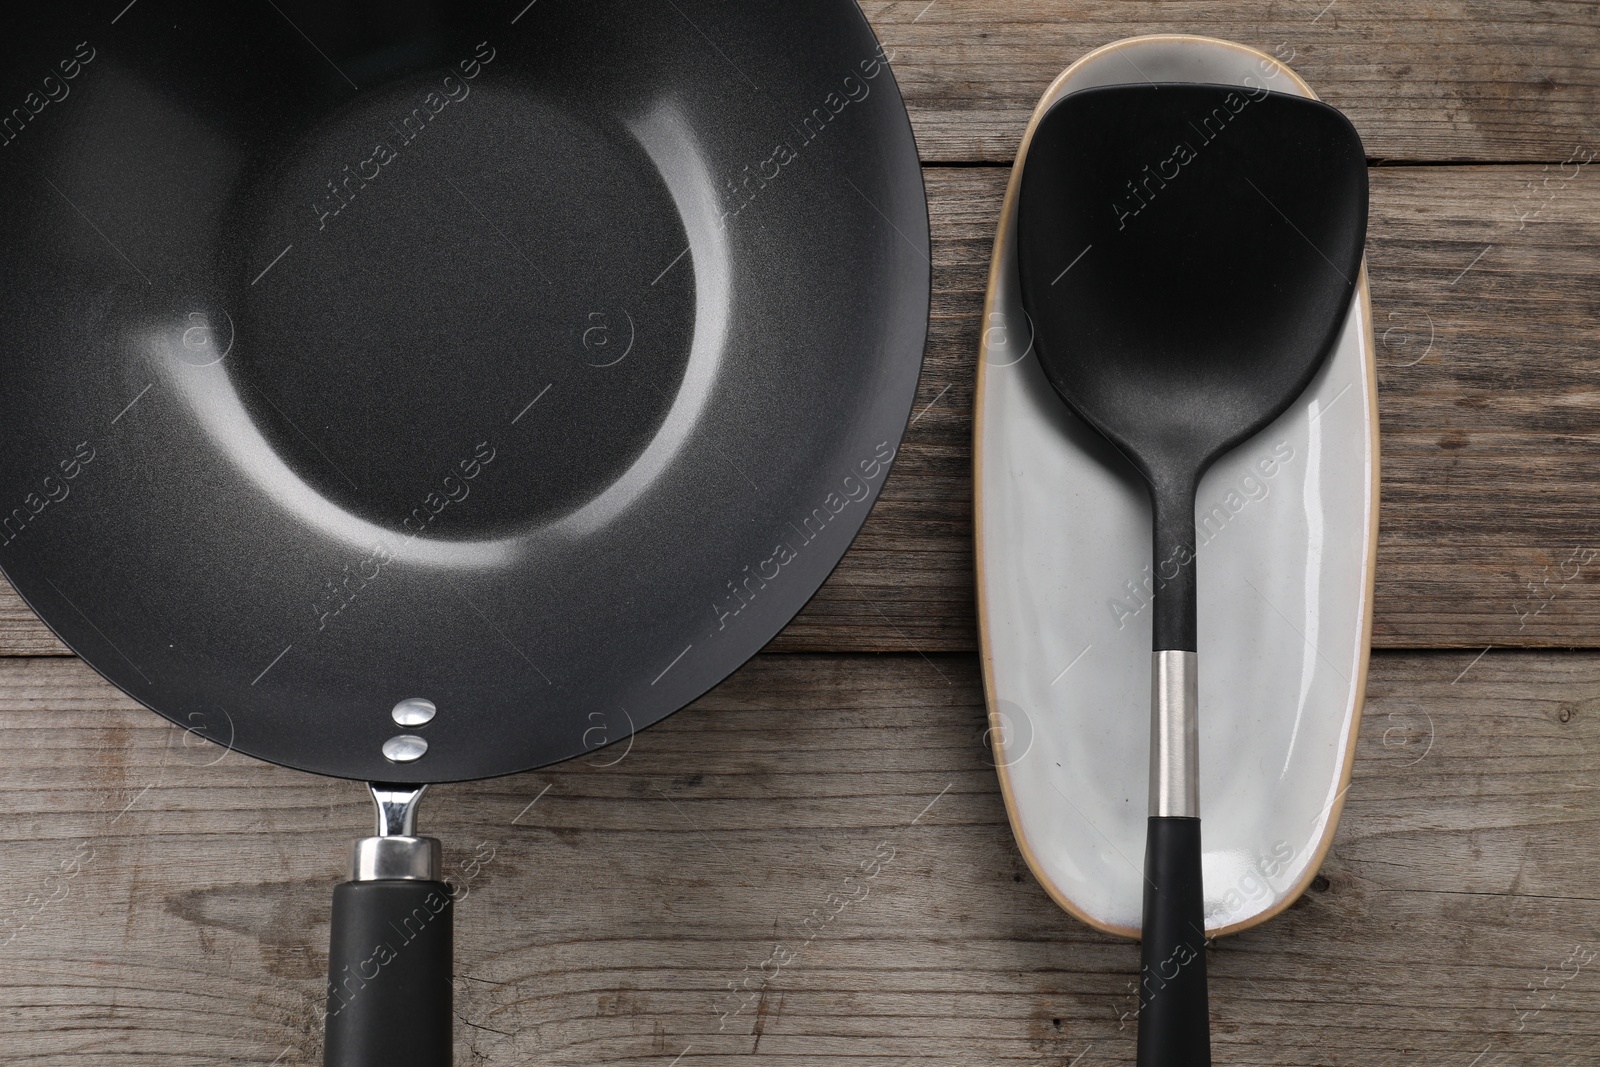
976, 36, 1376, 936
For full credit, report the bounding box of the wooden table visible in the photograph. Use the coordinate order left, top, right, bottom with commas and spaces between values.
3, 4, 1597, 1064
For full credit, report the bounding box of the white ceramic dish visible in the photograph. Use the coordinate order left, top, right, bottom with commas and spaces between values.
975, 35, 1377, 937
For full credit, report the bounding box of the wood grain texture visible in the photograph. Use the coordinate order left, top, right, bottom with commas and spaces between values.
862, 0, 1600, 164
0, 649, 1594, 1064
2, 163, 1595, 656
0, 583, 58, 656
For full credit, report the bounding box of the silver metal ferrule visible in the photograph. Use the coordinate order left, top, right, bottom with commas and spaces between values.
350, 783, 442, 882
1149, 651, 1199, 818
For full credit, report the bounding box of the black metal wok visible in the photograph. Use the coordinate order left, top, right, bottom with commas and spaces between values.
0, 2, 928, 1062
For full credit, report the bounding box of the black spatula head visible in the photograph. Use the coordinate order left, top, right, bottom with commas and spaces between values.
1019, 83, 1367, 483
1017, 82, 1367, 650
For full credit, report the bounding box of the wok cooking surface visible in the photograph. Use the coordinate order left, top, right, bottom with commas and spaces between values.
235, 74, 699, 536
0, 0, 929, 782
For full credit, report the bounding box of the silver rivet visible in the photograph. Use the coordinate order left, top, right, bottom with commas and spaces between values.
382, 734, 429, 763
391, 697, 437, 727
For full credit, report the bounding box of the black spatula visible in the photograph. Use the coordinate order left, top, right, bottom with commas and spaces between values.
1016, 83, 1368, 1065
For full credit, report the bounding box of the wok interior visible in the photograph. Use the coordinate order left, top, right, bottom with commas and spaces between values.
0, 0, 927, 781
231, 81, 699, 536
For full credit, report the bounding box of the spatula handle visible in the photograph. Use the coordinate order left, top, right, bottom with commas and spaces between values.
1137, 816, 1210, 1067
1151, 485, 1198, 652
1141, 649, 1207, 1063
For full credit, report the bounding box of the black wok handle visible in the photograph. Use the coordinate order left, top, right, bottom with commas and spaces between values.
1137, 816, 1210, 1067
324, 879, 455, 1067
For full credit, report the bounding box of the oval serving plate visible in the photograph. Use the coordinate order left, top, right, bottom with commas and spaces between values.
975, 34, 1377, 937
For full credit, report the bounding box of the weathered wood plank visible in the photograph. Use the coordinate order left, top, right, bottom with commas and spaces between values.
2, 163, 1596, 655
0, 649, 1593, 1064
0, 583, 59, 655
862, 0, 1600, 164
